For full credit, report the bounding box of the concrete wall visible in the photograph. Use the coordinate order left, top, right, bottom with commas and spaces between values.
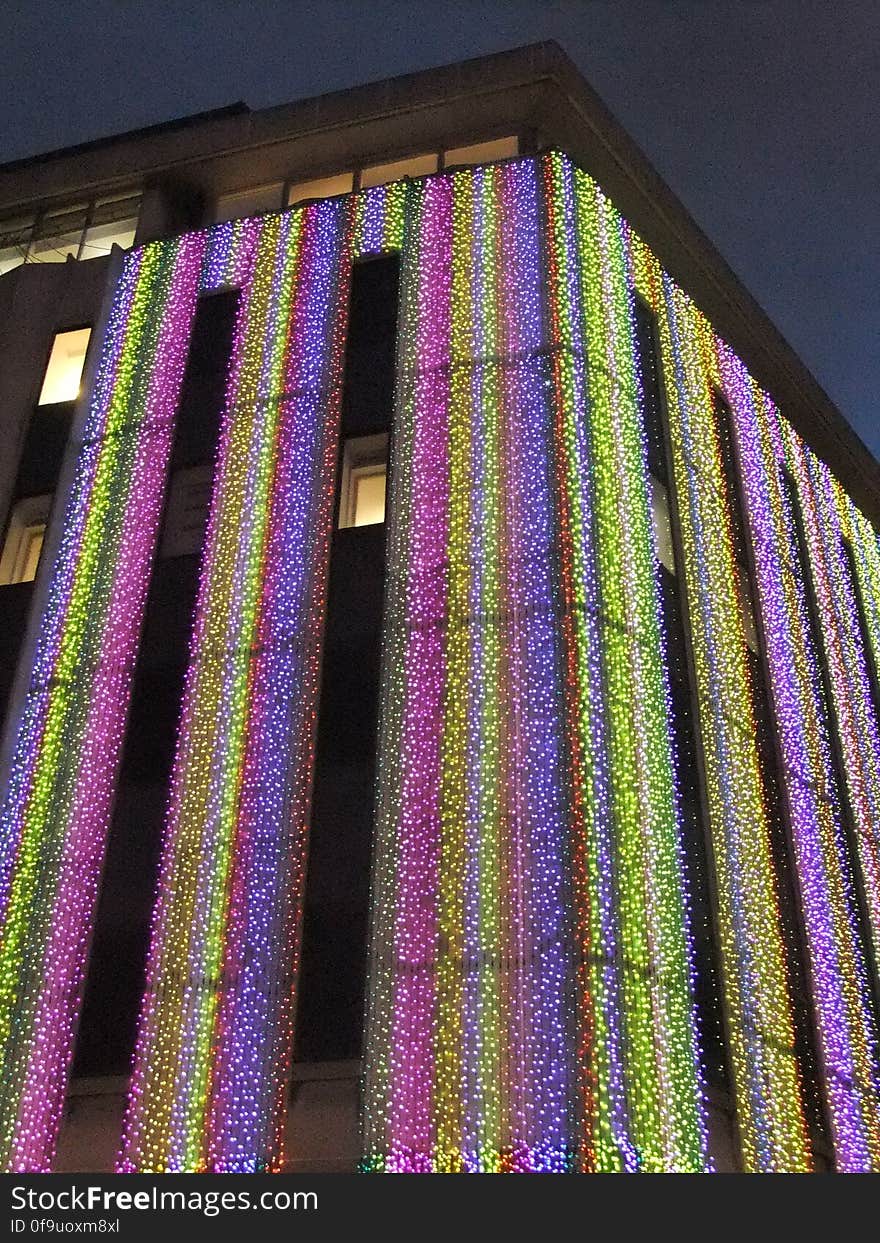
56, 1064, 362, 1174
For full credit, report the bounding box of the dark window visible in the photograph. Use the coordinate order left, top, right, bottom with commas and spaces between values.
294, 254, 399, 1062
0, 330, 90, 727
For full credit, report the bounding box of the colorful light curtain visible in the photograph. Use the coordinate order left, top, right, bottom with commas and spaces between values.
119, 200, 355, 1171
363, 156, 708, 1172
0, 150, 878, 1173
628, 244, 812, 1170
0, 232, 207, 1171
120, 186, 407, 1172
721, 358, 880, 1170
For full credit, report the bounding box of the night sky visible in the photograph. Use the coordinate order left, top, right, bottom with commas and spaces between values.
3, 1, 877, 458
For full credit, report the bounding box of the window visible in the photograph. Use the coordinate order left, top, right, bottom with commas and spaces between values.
79, 194, 140, 258
0, 495, 51, 585
287, 172, 354, 207
284, 142, 517, 210
38, 328, 91, 405
713, 390, 829, 1142
444, 136, 518, 168
213, 183, 284, 223
0, 216, 34, 275
338, 434, 388, 528
634, 299, 668, 483
360, 153, 438, 189
736, 565, 759, 653
711, 394, 760, 655
296, 256, 398, 1063
782, 469, 880, 1042
0, 193, 140, 272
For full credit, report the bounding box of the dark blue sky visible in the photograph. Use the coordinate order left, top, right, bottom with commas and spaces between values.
3, 1, 877, 458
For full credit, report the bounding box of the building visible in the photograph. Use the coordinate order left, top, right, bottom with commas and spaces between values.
0, 42, 879, 1174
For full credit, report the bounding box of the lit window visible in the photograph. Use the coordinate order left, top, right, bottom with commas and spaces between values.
287, 172, 354, 207
214, 183, 284, 223
650, 476, 676, 574
0, 495, 51, 585
80, 194, 140, 258
444, 136, 518, 168
28, 205, 88, 263
39, 328, 91, 405
360, 153, 438, 189
339, 434, 388, 528
0, 216, 33, 275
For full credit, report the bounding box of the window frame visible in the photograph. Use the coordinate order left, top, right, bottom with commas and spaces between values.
337, 432, 389, 530
37, 325, 93, 408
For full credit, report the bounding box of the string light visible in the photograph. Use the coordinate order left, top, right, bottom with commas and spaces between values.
0, 233, 207, 1171
723, 363, 880, 1170
0, 148, 877, 1174
362, 154, 710, 1173
119, 197, 354, 1172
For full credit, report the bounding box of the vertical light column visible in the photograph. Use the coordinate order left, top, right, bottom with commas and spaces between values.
433, 167, 473, 1169
359, 181, 419, 1172
462, 163, 504, 1169
792, 451, 880, 966
542, 152, 631, 1171
120, 196, 353, 1172
0, 234, 206, 1171
627, 250, 811, 1170
722, 355, 880, 1170
206, 198, 353, 1171
564, 157, 707, 1170
495, 156, 573, 1170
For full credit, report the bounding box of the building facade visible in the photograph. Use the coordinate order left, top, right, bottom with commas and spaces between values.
0, 44, 879, 1173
